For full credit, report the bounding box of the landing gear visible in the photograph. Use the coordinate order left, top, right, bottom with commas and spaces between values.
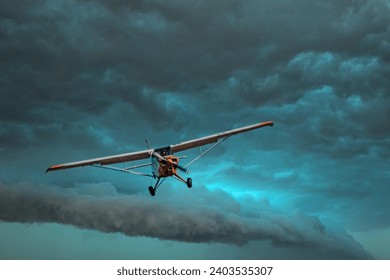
186, 177, 192, 188
148, 177, 163, 196
147, 176, 192, 196
148, 186, 155, 196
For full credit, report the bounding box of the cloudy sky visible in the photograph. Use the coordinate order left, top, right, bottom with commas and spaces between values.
1, 0, 389, 260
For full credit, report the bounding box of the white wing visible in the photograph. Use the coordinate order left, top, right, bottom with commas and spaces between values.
46, 120, 273, 172
170, 121, 274, 153
46, 149, 153, 172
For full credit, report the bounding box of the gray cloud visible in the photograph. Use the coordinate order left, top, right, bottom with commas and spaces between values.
1, 0, 389, 137
0, 181, 371, 259
1, 0, 389, 259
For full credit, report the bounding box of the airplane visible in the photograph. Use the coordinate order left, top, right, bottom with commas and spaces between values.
46, 120, 274, 196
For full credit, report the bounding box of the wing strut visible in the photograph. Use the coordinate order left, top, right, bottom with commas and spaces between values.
185, 136, 230, 168
91, 164, 154, 177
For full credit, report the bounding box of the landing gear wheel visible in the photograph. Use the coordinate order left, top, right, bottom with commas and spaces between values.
186, 177, 192, 188
148, 186, 155, 196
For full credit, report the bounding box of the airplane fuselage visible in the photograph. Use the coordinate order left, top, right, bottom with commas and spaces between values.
155, 155, 179, 178
152, 146, 174, 178
149, 147, 191, 195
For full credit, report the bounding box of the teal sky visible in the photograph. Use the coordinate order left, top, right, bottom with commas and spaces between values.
1, 0, 390, 259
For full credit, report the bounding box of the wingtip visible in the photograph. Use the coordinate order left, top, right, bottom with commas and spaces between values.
45, 164, 62, 173
261, 120, 274, 127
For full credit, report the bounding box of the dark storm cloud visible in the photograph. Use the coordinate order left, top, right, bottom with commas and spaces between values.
0, 181, 371, 259
1, 0, 390, 259
1, 0, 389, 141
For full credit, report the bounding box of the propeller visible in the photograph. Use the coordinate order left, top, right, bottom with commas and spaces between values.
152, 151, 188, 173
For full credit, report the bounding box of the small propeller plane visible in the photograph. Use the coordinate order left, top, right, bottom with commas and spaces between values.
46, 120, 273, 196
